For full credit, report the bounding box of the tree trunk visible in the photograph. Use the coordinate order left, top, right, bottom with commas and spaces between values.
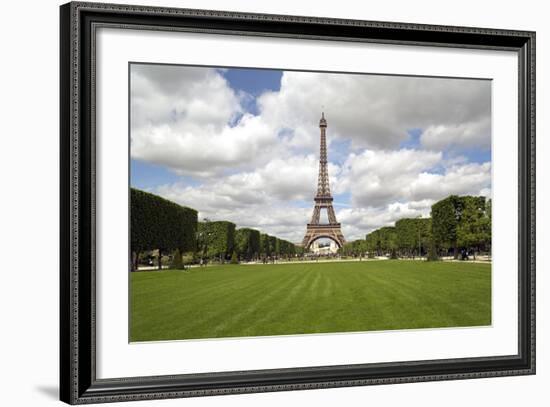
131, 251, 140, 272
158, 249, 162, 270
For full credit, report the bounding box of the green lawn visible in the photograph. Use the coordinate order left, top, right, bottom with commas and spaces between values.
130, 260, 491, 342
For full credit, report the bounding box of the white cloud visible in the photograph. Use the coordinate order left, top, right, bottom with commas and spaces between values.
131, 65, 238, 133
132, 113, 278, 177
420, 117, 491, 150
258, 72, 491, 151
408, 162, 492, 201
336, 149, 442, 207
131, 65, 491, 177
156, 181, 312, 242
333, 149, 491, 210
152, 150, 491, 242
131, 64, 492, 242
131, 65, 282, 177
155, 154, 319, 209
339, 202, 432, 239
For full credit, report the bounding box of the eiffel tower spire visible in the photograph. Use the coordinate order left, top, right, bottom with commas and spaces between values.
302, 113, 346, 250
316, 112, 331, 197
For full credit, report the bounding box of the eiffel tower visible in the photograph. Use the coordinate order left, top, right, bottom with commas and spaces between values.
302, 113, 346, 250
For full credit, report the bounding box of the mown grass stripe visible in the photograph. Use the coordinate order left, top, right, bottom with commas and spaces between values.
130, 261, 491, 341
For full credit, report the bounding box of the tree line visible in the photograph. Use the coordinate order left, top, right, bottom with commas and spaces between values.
341, 195, 491, 260
131, 188, 491, 270
197, 221, 296, 263
131, 188, 296, 271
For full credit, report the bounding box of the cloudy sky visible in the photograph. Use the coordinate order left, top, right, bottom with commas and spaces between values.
130, 63, 491, 242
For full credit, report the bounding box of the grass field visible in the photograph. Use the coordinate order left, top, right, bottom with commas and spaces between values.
130, 260, 491, 342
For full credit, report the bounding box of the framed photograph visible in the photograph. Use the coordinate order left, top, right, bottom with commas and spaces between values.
60, 1, 535, 404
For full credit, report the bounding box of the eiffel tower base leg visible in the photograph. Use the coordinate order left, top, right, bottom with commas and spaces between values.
302, 224, 346, 250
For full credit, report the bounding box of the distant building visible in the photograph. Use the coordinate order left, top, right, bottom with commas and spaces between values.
310, 240, 339, 255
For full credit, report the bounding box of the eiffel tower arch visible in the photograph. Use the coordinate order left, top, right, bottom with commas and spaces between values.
302, 113, 346, 250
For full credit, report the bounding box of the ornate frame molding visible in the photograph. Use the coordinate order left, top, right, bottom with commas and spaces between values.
60, 2, 535, 404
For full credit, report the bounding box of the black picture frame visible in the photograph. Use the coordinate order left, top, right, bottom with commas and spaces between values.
60, 1, 536, 404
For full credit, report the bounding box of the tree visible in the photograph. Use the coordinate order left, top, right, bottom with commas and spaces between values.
457, 196, 490, 259
365, 230, 381, 257
485, 198, 492, 257
431, 195, 463, 258
170, 248, 184, 269
276, 239, 296, 258
340, 241, 354, 256
257, 233, 296, 260
365, 227, 397, 258
234, 228, 261, 261
378, 226, 398, 258
274, 238, 281, 256
431, 195, 491, 259
259, 233, 270, 258
130, 188, 197, 271
395, 218, 416, 257
340, 240, 365, 257
396, 217, 431, 258
282, 239, 291, 256
230, 251, 239, 264
427, 238, 439, 261
197, 220, 236, 262
268, 235, 277, 258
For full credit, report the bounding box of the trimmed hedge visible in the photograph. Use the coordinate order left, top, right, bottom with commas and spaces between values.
259, 233, 296, 257
198, 221, 236, 260
235, 228, 261, 260
364, 226, 397, 257
130, 188, 198, 255
276, 238, 296, 256
259, 233, 270, 256
378, 226, 397, 254
268, 235, 277, 256
260, 233, 273, 256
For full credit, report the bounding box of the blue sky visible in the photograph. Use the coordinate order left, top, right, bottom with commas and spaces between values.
130, 64, 492, 241
220, 68, 282, 115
